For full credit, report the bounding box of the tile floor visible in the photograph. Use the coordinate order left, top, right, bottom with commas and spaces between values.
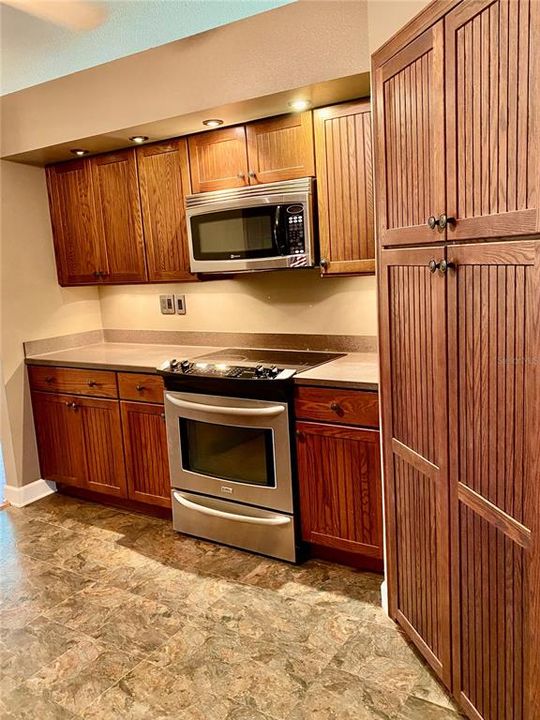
0, 494, 461, 719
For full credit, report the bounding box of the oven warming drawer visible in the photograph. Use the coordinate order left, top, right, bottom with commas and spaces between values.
172, 491, 296, 562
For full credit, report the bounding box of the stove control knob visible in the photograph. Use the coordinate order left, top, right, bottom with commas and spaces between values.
169, 358, 179, 370
180, 360, 191, 372
270, 366, 279, 377
255, 364, 265, 377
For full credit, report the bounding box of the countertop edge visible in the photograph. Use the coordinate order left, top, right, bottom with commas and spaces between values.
293, 377, 378, 392
25, 357, 162, 374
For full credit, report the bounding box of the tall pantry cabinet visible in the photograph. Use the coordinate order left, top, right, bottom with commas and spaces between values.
373, 1, 540, 719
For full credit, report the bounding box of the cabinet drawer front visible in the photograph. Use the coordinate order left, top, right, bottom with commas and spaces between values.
28, 365, 118, 398
118, 373, 164, 404
295, 387, 379, 427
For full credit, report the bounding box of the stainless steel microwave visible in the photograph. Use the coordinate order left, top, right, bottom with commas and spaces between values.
185, 177, 315, 273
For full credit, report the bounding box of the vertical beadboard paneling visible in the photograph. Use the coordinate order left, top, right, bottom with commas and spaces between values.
80, 398, 126, 496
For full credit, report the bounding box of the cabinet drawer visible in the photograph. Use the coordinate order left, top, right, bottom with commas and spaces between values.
28, 365, 118, 398
118, 373, 164, 403
295, 386, 379, 427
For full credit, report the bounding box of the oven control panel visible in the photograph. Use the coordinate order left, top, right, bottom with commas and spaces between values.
161, 359, 295, 380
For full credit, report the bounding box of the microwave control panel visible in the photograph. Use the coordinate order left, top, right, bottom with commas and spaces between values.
285, 205, 305, 254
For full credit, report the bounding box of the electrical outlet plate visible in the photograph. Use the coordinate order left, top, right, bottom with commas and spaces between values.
159, 294, 175, 315
175, 294, 186, 315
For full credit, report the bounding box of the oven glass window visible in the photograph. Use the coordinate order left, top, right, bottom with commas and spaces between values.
190, 207, 280, 260
179, 419, 276, 487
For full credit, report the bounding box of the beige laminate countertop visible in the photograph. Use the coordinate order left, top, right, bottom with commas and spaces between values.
25, 343, 379, 390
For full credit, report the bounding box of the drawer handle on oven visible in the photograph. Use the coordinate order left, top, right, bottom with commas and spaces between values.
165, 394, 285, 417
173, 492, 291, 526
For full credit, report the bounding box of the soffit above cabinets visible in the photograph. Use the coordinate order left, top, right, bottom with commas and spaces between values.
4, 73, 370, 167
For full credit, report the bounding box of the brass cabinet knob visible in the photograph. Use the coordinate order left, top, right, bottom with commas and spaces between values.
248, 171, 256, 178
320, 258, 328, 270
45, 376, 54, 383
427, 216, 438, 230
237, 173, 245, 180
438, 214, 456, 230
87, 380, 97, 387
136, 384, 146, 392
428, 259, 439, 273
330, 401, 341, 412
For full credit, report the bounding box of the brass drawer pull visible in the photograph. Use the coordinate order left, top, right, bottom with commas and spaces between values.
45, 376, 55, 383
87, 380, 98, 387
136, 385, 146, 392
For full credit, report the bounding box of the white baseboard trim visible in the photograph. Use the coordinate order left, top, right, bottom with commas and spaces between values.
381, 579, 389, 615
4, 479, 57, 508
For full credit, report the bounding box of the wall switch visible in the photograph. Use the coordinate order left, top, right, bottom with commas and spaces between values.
175, 294, 186, 315
159, 294, 175, 314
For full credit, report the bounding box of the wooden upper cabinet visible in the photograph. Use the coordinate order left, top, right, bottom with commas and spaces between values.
314, 100, 375, 274
46, 160, 105, 285
137, 140, 196, 282
445, 0, 540, 241
373, 22, 446, 247
378, 245, 451, 687
245, 112, 314, 185
188, 127, 249, 193
91, 149, 147, 283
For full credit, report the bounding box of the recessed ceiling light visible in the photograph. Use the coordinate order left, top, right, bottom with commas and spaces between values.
129, 135, 149, 144
202, 119, 224, 128
70, 148, 89, 156
288, 99, 311, 112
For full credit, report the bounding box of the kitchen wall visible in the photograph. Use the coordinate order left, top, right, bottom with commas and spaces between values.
99, 272, 377, 338
0, 160, 103, 488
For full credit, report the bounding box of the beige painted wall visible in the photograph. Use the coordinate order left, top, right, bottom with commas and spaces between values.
99, 272, 378, 337
0, 160, 103, 488
367, 0, 431, 55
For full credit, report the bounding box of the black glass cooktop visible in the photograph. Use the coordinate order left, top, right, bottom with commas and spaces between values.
192, 347, 345, 371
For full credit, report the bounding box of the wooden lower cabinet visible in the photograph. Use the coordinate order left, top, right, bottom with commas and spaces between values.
31, 391, 126, 497
121, 401, 171, 508
296, 421, 383, 558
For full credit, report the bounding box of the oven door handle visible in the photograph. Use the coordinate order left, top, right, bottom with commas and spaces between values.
165, 394, 285, 418
173, 492, 291, 526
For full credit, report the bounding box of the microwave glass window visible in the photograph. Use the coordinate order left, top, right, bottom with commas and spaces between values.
191, 207, 279, 260
179, 418, 276, 487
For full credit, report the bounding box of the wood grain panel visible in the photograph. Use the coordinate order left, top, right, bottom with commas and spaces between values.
28, 365, 118, 398
118, 372, 164, 404
296, 421, 383, 558
378, 246, 451, 686
45, 160, 105, 285
445, 0, 540, 240
121, 401, 171, 508
245, 112, 314, 185
294, 386, 379, 428
137, 140, 197, 282
447, 240, 540, 720
314, 100, 375, 275
188, 126, 248, 193
31, 391, 86, 487
374, 22, 446, 247
91, 149, 147, 283
78, 397, 127, 497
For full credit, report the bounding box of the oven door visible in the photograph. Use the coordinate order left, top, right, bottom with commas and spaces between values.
164, 391, 293, 513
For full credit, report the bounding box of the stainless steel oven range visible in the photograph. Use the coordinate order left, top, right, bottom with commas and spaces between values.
158, 348, 343, 562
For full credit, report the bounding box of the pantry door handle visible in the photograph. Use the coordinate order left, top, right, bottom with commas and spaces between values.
173, 492, 291, 526
165, 394, 285, 417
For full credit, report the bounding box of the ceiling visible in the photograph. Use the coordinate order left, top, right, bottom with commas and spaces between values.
0, 0, 294, 96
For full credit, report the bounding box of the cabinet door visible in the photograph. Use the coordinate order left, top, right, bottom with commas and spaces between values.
31, 392, 86, 487
137, 140, 196, 282
296, 421, 383, 558
447, 241, 540, 720
373, 22, 446, 247
121, 401, 171, 508
77, 396, 127, 498
188, 127, 248, 193
378, 246, 451, 686
314, 100, 375, 274
91, 150, 147, 283
245, 112, 314, 185
46, 160, 105, 285
445, 0, 540, 242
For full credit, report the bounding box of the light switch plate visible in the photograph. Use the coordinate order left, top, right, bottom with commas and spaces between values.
159, 294, 175, 315
175, 294, 186, 315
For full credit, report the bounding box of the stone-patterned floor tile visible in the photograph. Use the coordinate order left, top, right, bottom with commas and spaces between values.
397, 696, 463, 719
90, 593, 183, 657
3, 685, 79, 720
14, 520, 84, 564
23, 637, 139, 714
0, 616, 88, 687
195, 543, 271, 580
44, 582, 135, 636
410, 663, 461, 712
81, 660, 199, 719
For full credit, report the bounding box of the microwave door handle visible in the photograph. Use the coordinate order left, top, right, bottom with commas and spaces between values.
173, 492, 291, 526
165, 394, 285, 417
273, 205, 287, 255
